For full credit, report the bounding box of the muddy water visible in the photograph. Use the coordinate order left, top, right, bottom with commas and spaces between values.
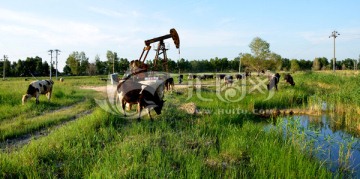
273, 115, 360, 177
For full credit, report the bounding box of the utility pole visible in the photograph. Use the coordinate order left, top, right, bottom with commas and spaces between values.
48, 50, 54, 80
238, 53, 242, 74
113, 55, 115, 74
354, 59, 357, 71
3, 55, 7, 80
357, 54, 360, 71
329, 31, 340, 72
55, 49, 61, 80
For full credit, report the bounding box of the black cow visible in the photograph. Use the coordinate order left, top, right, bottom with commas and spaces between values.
178, 75, 183, 84
267, 73, 280, 90
216, 74, 226, 80
116, 80, 165, 120
138, 85, 165, 120
284, 74, 295, 86
164, 77, 174, 91
204, 74, 214, 79
235, 74, 243, 80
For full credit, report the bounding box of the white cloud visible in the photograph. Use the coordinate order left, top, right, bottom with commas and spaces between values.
0, 7, 114, 47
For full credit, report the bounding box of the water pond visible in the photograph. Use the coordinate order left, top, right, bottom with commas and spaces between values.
268, 114, 360, 177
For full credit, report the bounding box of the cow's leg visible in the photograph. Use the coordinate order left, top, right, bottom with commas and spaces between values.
48, 88, 52, 101
137, 102, 141, 121
36, 93, 40, 104
148, 108, 153, 121
121, 99, 127, 116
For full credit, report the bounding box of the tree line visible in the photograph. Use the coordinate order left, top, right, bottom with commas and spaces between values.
1, 38, 359, 77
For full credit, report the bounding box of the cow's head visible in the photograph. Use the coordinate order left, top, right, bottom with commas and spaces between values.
275, 73, 280, 82
153, 100, 165, 115
22, 94, 31, 105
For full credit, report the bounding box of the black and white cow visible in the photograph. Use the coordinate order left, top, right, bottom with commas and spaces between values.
224, 75, 234, 87
22, 80, 54, 105
267, 73, 280, 90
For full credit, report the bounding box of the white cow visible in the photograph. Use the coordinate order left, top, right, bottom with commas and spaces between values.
22, 80, 54, 105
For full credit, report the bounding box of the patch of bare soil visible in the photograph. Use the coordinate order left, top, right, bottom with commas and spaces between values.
80, 86, 109, 93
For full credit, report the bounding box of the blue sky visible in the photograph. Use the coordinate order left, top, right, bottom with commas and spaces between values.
1, 0, 360, 72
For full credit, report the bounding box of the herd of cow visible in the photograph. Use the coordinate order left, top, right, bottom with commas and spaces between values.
21, 72, 295, 120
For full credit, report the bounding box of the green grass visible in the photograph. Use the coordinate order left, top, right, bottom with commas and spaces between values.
0, 99, 96, 141
0, 107, 332, 178
1, 72, 360, 178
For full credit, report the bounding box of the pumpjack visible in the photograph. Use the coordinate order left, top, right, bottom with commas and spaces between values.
130, 28, 180, 74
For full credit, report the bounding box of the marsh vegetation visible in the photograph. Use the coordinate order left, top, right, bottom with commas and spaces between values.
0, 71, 359, 178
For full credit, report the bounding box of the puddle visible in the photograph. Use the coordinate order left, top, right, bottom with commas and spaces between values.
268, 115, 360, 177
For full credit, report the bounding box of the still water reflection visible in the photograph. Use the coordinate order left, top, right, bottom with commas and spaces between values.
272, 115, 360, 177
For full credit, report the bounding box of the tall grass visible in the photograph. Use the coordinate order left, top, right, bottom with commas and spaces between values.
0, 107, 332, 178
2, 72, 359, 178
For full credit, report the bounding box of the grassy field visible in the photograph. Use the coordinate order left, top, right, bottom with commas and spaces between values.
0, 72, 359, 178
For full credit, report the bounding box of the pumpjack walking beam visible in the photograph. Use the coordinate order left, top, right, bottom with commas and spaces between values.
138, 28, 180, 72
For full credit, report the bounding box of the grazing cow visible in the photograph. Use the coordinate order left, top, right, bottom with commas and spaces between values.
164, 77, 174, 91
224, 75, 234, 87
178, 75, 183, 84
22, 80, 54, 105
267, 73, 280, 90
235, 74, 243, 80
284, 74, 295, 86
216, 74, 226, 80
187, 74, 197, 80
206, 74, 214, 79
116, 80, 165, 120
138, 85, 165, 120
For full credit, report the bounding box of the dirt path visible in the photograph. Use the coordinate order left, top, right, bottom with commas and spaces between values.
0, 107, 93, 151
80, 86, 109, 93
0, 86, 107, 151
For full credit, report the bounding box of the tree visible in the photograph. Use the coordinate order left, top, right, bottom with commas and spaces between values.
95, 56, 106, 75
290, 59, 300, 73
106, 50, 120, 74
342, 58, 355, 70
118, 58, 129, 74
177, 58, 191, 73
242, 37, 277, 72
267, 52, 282, 71
87, 63, 97, 76
298, 59, 312, 71
65, 51, 89, 75
66, 52, 80, 75
312, 58, 321, 70
63, 65, 72, 75
249, 37, 270, 60
239, 53, 257, 71
281, 58, 291, 71
42, 61, 50, 76
80, 58, 89, 75
15, 60, 25, 76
